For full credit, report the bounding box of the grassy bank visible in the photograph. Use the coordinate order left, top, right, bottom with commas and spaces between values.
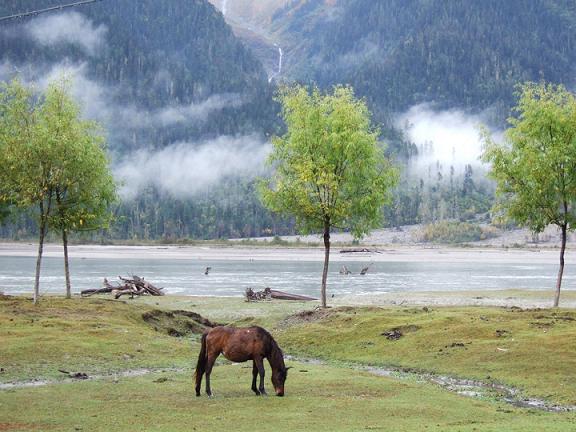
277, 306, 576, 404
1, 295, 576, 431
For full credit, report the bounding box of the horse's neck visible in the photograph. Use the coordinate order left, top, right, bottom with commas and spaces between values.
268, 342, 285, 368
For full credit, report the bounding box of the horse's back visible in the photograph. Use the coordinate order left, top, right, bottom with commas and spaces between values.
205, 326, 271, 362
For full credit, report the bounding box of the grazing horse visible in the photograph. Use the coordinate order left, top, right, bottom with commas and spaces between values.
194, 326, 289, 397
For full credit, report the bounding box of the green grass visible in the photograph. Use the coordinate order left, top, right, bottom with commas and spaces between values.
1, 364, 575, 431
276, 306, 576, 404
0, 296, 195, 381
2, 295, 576, 431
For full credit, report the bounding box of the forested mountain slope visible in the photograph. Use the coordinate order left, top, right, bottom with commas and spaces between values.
0, 0, 277, 149
0, 0, 284, 240
275, 0, 576, 120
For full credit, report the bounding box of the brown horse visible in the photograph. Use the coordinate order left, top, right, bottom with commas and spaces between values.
194, 326, 289, 397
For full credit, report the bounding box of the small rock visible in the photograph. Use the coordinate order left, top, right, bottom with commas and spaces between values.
381, 329, 403, 340
446, 342, 466, 348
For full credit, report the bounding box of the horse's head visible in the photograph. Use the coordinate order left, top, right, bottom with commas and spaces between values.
272, 366, 290, 397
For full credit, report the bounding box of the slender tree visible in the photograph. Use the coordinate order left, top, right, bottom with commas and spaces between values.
259, 85, 398, 307
482, 82, 576, 307
41, 82, 117, 298
0, 80, 49, 304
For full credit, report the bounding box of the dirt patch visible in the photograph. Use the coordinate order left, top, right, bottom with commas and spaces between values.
0, 424, 41, 431
141, 309, 221, 337
279, 306, 359, 328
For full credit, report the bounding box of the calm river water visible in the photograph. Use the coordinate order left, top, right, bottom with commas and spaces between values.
0, 255, 574, 297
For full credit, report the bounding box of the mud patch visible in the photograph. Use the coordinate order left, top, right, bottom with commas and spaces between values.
280, 306, 366, 328
286, 355, 576, 413
0, 368, 185, 391
141, 309, 221, 337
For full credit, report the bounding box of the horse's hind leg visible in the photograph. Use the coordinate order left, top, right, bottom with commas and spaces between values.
254, 357, 266, 396
195, 371, 203, 397
205, 354, 218, 397
251, 361, 260, 395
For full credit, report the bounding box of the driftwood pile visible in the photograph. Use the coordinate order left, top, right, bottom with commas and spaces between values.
246, 287, 272, 301
81, 276, 164, 299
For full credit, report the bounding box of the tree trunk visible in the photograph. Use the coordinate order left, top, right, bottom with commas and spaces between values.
63, 228, 71, 299
554, 224, 567, 307
321, 219, 330, 308
34, 203, 47, 305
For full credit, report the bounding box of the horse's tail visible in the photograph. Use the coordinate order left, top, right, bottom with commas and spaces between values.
194, 332, 208, 391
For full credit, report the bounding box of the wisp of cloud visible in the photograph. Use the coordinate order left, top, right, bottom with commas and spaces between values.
116, 135, 271, 200
396, 104, 499, 174
25, 12, 107, 55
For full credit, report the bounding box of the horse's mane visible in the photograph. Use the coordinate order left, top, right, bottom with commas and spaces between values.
255, 326, 285, 367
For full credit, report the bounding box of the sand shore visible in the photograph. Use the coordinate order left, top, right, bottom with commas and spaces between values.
0, 241, 570, 264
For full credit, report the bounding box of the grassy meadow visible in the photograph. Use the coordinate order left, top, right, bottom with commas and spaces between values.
1, 294, 575, 431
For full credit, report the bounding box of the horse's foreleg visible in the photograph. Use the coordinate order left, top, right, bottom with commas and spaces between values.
254, 357, 266, 396
251, 361, 260, 395
205, 354, 218, 397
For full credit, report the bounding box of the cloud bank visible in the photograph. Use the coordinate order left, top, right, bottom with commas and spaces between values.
116, 135, 271, 199
25, 12, 107, 55
396, 104, 501, 175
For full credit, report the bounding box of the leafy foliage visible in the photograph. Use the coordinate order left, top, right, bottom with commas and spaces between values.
482, 82, 576, 232
260, 85, 398, 237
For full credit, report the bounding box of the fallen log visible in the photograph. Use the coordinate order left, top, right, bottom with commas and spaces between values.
340, 248, 382, 254
270, 290, 317, 301
246, 287, 316, 302
81, 278, 117, 297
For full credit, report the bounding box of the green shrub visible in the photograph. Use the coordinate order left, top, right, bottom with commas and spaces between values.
415, 221, 499, 244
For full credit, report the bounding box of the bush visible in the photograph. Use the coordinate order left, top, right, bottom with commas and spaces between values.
415, 221, 499, 244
